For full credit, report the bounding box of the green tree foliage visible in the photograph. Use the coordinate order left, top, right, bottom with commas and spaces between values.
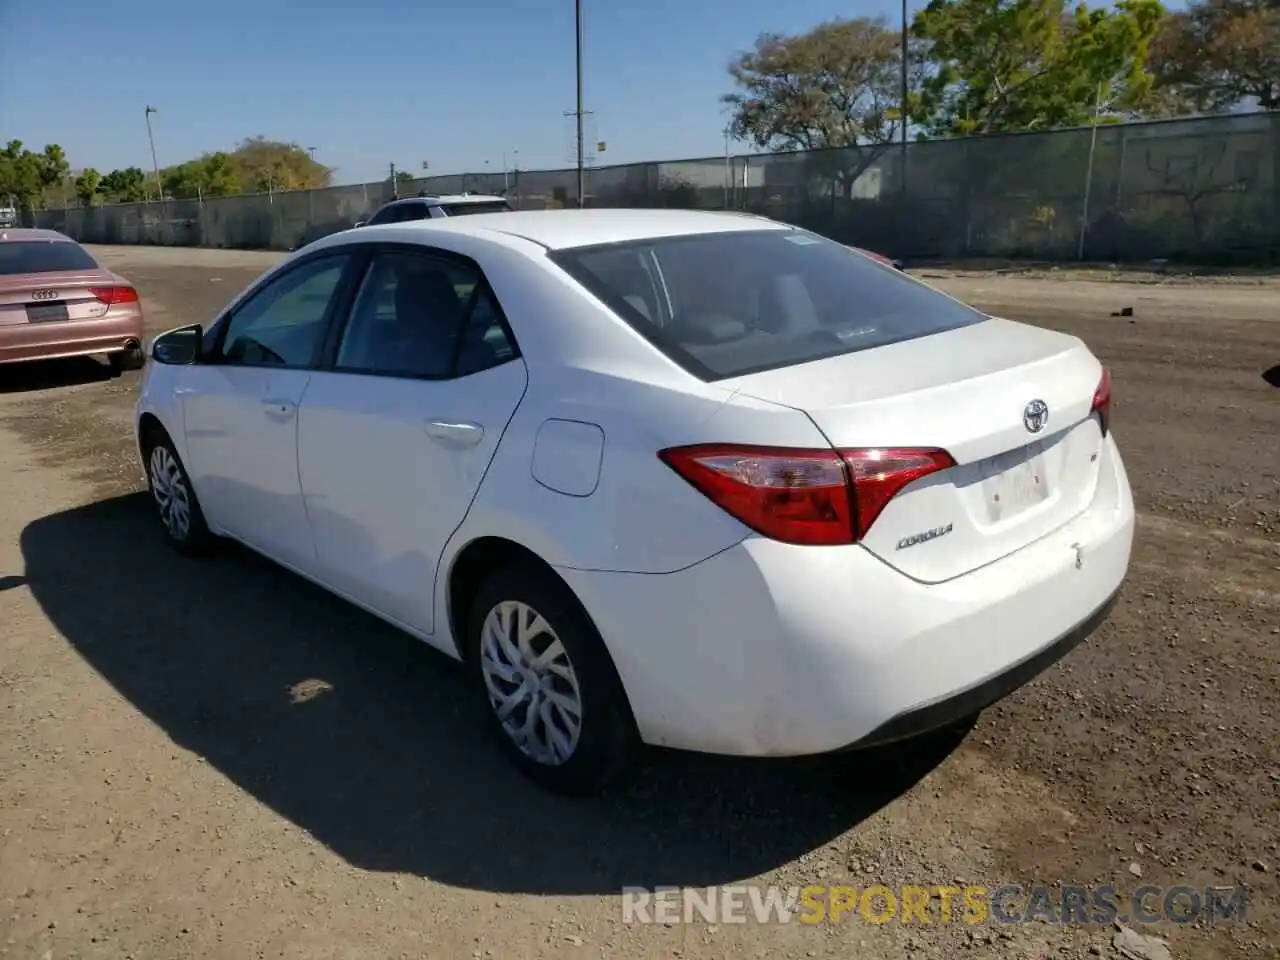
99, 167, 147, 203
230, 137, 332, 195
721, 17, 908, 151
1149, 0, 1279, 111
0, 140, 70, 210
74, 168, 102, 206
911, 0, 1166, 135
92, 139, 332, 203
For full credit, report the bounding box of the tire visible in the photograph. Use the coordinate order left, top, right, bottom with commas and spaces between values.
109, 345, 146, 374
142, 428, 215, 556
468, 563, 638, 795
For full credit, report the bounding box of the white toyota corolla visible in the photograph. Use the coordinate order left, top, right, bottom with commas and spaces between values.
134, 209, 1134, 794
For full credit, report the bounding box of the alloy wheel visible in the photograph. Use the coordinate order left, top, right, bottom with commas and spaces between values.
479, 600, 584, 766
148, 445, 191, 541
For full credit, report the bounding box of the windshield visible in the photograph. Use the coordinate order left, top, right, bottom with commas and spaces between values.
440, 201, 511, 216
0, 240, 99, 275
549, 229, 986, 380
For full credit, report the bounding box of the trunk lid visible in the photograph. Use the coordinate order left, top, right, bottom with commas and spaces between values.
0, 269, 120, 327
720, 317, 1107, 582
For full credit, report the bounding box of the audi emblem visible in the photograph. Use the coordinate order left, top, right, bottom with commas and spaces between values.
31, 289, 59, 301
1023, 399, 1049, 434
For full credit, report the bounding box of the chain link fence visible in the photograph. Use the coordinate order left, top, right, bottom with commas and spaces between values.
33, 113, 1280, 263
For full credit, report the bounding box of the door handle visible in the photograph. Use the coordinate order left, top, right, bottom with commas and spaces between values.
262, 397, 297, 421
425, 419, 484, 447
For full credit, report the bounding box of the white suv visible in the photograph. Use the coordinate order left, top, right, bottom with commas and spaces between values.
356, 194, 511, 228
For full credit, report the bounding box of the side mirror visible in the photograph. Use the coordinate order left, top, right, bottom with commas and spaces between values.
354, 220, 367, 228
151, 324, 203, 365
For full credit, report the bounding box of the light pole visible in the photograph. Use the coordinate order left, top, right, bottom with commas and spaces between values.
503, 149, 519, 193
898, 0, 910, 260
575, 0, 585, 207
144, 106, 162, 203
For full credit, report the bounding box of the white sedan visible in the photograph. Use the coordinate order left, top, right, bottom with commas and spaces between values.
134, 209, 1134, 794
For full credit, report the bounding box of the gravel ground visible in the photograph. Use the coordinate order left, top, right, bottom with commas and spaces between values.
0, 245, 1276, 960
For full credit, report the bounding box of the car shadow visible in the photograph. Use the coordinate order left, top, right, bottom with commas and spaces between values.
0, 356, 117, 394
1263, 364, 1280, 388
20, 491, 970, 895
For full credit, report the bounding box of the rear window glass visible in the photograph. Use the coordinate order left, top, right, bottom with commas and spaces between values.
440, 201, 511, 216
549, 229, 986, 380
0, 240, 98, 275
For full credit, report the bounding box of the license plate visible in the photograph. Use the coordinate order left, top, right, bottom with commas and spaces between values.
980, 444, 1051, 521
26, 302, 70, 323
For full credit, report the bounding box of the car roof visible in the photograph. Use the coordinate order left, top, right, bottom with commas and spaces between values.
357, 208, 793, 250
382, 194, 507, 206
0, 228, 73, 243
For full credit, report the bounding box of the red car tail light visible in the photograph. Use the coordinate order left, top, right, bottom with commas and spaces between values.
659, 444, 955, 545
1091, 366, 1112, 437
89, 286, 139, 305
842, 448, 956, 539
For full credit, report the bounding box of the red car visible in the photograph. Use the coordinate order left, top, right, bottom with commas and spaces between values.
0, 229, 146, 372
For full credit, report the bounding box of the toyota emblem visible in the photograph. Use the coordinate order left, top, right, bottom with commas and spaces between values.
1023, 399, 1049, 433
31, 289, 59, 301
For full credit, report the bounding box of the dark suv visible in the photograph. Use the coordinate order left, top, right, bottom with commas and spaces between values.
356, 193, 512, 227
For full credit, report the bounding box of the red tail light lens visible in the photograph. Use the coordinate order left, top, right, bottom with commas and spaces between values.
1091, 366, 1112, 436
659, 444, 954, 545
89, 286, 139, 305
843, 448, 956, 538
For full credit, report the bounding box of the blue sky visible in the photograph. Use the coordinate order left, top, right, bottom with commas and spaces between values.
0, 0, 921, 184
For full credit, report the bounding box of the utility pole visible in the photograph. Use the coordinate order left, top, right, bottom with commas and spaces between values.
898, 0, 910, 260
575, 0, 585, 207
144, 105, 168, 240
390, 161, 398, 199
144, 106, 162, 202
723, 125, 732, 209
307, 146, 317, 161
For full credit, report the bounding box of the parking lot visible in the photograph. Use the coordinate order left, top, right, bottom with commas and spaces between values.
1, 245, 1277, 960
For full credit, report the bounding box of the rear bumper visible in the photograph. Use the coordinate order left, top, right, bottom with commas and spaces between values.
557, 433, 1135, 757
843, 586, 1120, 750
0, 309, 145, 364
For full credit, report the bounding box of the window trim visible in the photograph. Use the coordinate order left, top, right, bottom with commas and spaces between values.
204, 249, 364, 371
548, 230, 987, 383
317, 242, 522, 383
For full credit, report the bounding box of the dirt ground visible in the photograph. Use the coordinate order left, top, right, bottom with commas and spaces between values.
1, 245, 1277, 960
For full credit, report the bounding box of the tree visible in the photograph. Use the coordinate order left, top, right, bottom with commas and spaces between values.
75, 168, 102, 206
0, 140, 70, 211
722, 18, 908, 152
721, 18, 914, 197
232, 136, 333, 193
1148, 0, 1279, 111
40, 145, 69, 192
912, 0, 1167, 135
99, 167, 147, 203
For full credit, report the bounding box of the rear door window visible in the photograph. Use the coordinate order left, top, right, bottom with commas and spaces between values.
550, 229, 986, 381
438, 201, 511, 216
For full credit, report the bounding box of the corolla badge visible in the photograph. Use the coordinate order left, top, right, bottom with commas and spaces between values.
1023, 399, 1049, 433
896, 522, 953, 550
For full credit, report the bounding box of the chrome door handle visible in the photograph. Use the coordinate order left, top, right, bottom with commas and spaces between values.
262, 397, 297, 421
425, 419, 484, 447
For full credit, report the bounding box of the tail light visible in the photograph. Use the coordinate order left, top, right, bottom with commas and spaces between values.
1091, 366, 1112, 437
89, 286, 139, 305
659, 444, 955, 545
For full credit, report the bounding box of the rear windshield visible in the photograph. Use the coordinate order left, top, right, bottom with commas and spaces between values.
549, 229, 986, 380
440, 201, 511, 216
0, 240, 98, 275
